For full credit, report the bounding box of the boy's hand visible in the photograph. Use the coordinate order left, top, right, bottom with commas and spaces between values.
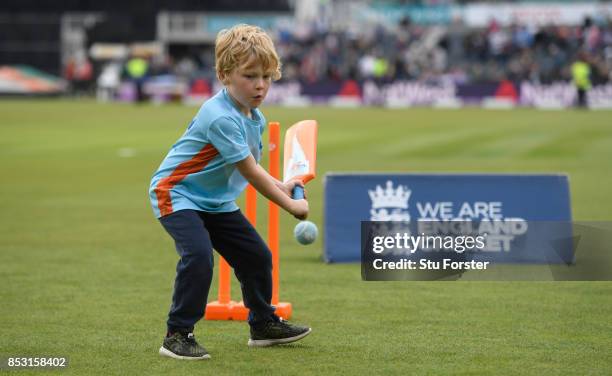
290, 199, 309, 220
283, 179, 306, 199
236, 156, 308, 219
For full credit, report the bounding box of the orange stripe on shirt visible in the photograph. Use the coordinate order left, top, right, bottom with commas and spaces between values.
154, 144, 219, 217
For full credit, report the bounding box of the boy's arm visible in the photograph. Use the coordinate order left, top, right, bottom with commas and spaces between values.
236, 155, 308, 220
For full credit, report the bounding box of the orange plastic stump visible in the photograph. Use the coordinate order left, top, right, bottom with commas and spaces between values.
204, 301, 292, 321
204, 301, 236, 320
205, 122, 292, 321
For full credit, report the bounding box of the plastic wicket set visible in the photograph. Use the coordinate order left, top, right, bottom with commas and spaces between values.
204, 122, 292, 321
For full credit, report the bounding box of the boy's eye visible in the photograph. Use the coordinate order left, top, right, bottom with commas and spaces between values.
243, 73, 271, 80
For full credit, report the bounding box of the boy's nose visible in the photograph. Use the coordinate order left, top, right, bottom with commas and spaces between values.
255, 77, 267, 89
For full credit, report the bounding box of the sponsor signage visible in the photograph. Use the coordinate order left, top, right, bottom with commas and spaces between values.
324, 173, 572, 263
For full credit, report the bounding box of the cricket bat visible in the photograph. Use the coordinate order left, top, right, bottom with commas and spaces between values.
283, 120, 318, 200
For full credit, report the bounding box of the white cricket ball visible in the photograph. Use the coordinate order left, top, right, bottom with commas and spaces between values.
294, 221, 318, 245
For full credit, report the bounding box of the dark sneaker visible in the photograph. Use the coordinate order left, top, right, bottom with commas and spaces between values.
248, 317, 311, 347
159, 332, 211, 360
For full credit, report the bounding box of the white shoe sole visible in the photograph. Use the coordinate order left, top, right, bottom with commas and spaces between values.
159, 346, 211, 360
247, 328, 312, 347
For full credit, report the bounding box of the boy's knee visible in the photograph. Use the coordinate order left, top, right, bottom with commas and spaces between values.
183, 252, 214, 274
237, 249, 272, 275
258, 249, 272, 271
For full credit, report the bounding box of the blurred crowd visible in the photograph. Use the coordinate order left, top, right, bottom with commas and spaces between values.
70, 15, 612, 95
272, 16, 612, 85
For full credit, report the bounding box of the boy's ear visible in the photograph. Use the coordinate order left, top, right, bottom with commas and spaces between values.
217, 71, 229, 85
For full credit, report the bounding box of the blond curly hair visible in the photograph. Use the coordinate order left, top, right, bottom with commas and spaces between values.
215, 24, 282, 83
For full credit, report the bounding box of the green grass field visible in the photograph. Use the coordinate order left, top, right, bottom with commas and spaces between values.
1, 100, 611, 375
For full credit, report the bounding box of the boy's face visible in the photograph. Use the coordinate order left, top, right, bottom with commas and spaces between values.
224, 56, 273, 114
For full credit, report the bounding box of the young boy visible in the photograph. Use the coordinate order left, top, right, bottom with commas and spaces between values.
149, 24, 311, 360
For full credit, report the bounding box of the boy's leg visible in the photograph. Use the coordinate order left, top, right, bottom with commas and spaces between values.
200, 210, 275, 326
201, 210, 311, 347
159, 209, 215, 333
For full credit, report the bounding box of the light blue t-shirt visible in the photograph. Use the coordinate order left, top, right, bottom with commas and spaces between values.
149, 88, 265, 218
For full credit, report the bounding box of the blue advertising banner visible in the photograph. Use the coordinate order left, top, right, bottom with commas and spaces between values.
324, 173, 572, 263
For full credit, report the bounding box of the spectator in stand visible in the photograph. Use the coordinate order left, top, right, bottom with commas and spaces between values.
125, 54, 150, 103
63, 57, 75, 94
96, 62, 121, 102
571, 51, 592, 108
64, 52, 93, 96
